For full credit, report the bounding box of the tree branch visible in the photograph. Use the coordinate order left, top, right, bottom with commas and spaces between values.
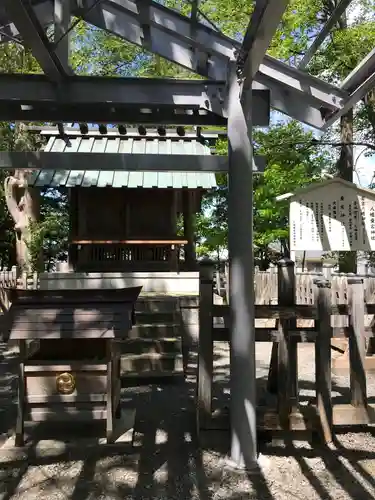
4, 176, 22, 226
310, 139, 375, 151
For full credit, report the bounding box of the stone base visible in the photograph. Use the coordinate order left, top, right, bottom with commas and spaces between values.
40, 272, 200, 295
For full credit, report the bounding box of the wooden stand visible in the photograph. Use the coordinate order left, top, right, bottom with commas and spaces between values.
6, 288, 141, 447
15, 339, 123, 446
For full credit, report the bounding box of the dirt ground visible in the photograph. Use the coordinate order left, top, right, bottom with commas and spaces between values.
1, 341, 375, 500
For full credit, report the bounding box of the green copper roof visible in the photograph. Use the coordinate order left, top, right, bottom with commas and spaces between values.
28, 134, 217, 189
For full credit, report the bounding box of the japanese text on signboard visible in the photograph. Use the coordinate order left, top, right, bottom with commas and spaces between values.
290, 184, 375, 251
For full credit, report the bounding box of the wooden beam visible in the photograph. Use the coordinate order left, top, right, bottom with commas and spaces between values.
0, 152, 266, 174
201, 403, 375, 431
71, 239, 188, 245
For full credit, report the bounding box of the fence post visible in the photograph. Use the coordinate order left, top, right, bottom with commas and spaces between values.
197, 260, 214, 430
348, 277, 367, 408
322, 262, 333, 281
11, 266, 17, 288
266, 264, 279, 392
214, 268, 221, 295
224, 261, 229, 304
268, 259, 298, 414
314, 279, 333, 443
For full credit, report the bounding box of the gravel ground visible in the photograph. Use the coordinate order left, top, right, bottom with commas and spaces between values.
1, 341, 375, 500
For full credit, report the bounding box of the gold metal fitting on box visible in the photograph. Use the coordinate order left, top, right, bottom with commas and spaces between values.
56, 372, 76, 395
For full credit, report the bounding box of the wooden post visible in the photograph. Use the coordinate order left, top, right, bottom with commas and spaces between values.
268, 259, 297, 408
106, 340, 115, 443
197, 260, 214, 430
15, 340, 26, 447
68, 188, 78, 271
314, 279, 333, 443
348, 277, 367, 408
225, 261, 229, 304
183, 190, 196, 269
274, 259, 298, 423
169, 191, 179, 271
322, 262, 333, 280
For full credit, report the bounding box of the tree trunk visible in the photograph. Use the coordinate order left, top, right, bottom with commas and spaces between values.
4, 170, 40, 274
363, 89, 375, 137
334, 10, 356, 273
337, 109, 357, 273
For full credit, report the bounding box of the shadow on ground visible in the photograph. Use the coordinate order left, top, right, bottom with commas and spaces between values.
1, 342, 375, 499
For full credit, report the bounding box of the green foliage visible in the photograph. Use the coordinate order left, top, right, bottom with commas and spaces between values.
70, 19, 201, 79
254, 122, 330, 263
1, 1, 374, 273
196, 122, 331, 264
309, 21, 375, 81
28, 191, 69, 272
0, 42, 40, 74
71, 21, 143, 76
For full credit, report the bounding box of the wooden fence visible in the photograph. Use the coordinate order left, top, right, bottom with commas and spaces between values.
215, 263, 375, 306
0, 268, 39, 339
198, 259, 375, 440
1, 264, 375, 306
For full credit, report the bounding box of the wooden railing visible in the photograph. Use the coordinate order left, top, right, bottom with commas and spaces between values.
70, 239, 188, 271
198, 259, 375, 440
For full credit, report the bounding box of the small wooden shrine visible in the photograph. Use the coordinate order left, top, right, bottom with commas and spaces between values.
28, 126, 218, 273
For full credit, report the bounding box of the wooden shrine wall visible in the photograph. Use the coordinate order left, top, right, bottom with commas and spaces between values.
71, 188, 175, 240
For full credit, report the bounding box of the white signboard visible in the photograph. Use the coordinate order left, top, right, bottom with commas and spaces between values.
289, 181, 375, 251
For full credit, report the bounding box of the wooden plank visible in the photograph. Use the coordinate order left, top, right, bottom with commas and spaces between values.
106, 341, 114, 444
213, 327, 317, 342
72, 239, 188, 245
25, 394, 116, 404
24, 363, 107, 372
15, 340, 25, 447
10, 326, 117, 340
204, 406, 318, 431
8, 296, 137, 306
11, 309, 119, 322
333, 355, 375, 372
315, 279, 333, 443
25, 406, 108, 422
332, 326, 375, 338
332, 403, 375, 425
197, 262, 214, 430
212, 303, 317, 319
202, 404, 375, 430
25, 372, 107, 396
0, 151, 235, 172
11, 314, 131, 327
7, 287, 142, 304
8, 306, 134, 339
348, 278, 367, 407
213, 303, 375, 319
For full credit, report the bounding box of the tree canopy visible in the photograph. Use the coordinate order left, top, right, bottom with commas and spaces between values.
0, 1, 374, 270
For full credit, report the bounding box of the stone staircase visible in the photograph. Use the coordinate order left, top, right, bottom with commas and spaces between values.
120, 296, 184, 379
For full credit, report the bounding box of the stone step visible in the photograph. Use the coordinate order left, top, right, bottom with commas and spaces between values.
120, 338, 182, 355
128, 324, 179, 339
120, 352, 183, 376
135, 311, 179, 325
135, 298, 179, 313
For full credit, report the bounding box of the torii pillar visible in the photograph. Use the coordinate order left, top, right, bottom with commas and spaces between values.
227, 64, 257, 469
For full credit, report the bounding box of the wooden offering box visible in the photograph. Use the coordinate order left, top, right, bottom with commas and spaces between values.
6, 287, 142, 446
